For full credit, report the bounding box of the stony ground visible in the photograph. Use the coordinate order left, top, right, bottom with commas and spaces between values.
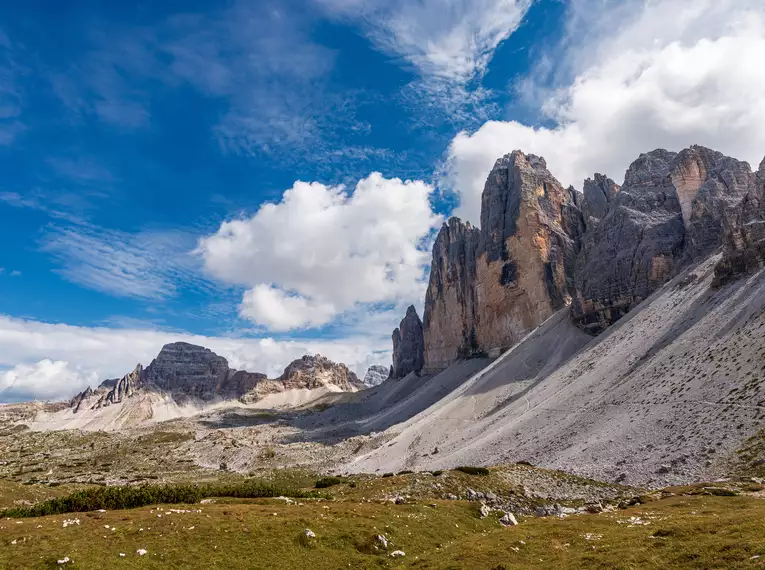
1, 471, 764, 569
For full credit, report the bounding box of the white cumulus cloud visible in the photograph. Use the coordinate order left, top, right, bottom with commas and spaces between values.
198, 172, 442, 331
0, 315, 391, 403
0, 360, 97, 403
446, 0, 765, 226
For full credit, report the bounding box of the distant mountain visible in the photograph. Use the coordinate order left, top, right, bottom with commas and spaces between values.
362, 364, 389, 387
70, 343, 363, 414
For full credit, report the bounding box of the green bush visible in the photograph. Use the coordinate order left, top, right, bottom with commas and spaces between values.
315, 476, 344, 489
430, 470, 443, 477
0, 480, 321, 519
455, 466, 490, 476
397, 470, 414, 475
382, 472, 394, 478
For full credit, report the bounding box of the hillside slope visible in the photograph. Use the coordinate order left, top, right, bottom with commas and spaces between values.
348, 255, 765, 487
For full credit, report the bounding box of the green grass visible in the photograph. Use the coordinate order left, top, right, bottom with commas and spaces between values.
0, 480, 322, 518
1, 493, 764, 569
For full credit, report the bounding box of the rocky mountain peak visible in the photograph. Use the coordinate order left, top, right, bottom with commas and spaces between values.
278, 354, 363, 391
582, 174, 620, 224
363, 364, 389, 387
391, 305, 425, 378
144, 342, 229, 401
70, 343, 363, 413
419, 148, 584, 373
572, 145, 753, 333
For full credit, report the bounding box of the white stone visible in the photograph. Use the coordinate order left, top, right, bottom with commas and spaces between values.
499, 512, 518, 526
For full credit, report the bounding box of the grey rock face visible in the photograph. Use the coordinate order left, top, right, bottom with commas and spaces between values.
572, 146, 753, 333
144, 342, 230, 401
104, 365, 144, 405
422, 151, 584, 373
363, 365, 389, 387
714, 157, 765, 285
582, 174, 620, 224
675, 146, 754, 261
422, 218, 481, 371
391, 305, 425, 378
72, 364, 144, 411
277, 354, 363, 391
71, 343, 363, 411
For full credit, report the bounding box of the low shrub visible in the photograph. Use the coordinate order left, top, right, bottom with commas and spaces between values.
397, 470, 414, 475
455, 466, 490, 476
382, 473, 394, 478
430, 470, 443, 477
1, 480, 321, 518
315, 477, 344, 489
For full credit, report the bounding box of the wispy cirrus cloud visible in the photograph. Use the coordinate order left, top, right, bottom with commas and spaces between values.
0, 28, 27, 144
45, 1, 393, 174
314, 0, 532, 125
41, 223, 211, 301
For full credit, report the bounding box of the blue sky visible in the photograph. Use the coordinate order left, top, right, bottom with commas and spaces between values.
2, 0, 765, 401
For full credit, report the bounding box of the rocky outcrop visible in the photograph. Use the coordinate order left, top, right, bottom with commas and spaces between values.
582, 174, 619, 225
363, 365, 389, 387
391, 306, 425, 378
143, 342, 229, 401
422, 151, 584, 373
72, 365, 144, 411
277, 354, 364, 391
714, 157, 765, 285
676, 146, 754, 260
422, 218, 480, 372
572, 146, 753, 333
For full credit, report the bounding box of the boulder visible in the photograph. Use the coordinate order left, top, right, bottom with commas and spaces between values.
499, 512, 518, 526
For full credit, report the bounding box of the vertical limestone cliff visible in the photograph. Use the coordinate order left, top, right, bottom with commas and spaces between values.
422, 218, 480, 372
572, 146, 753, 333
403, 145, 760, 374
419, 151, 584, 374
391, 306, 425, 378
714, 157, 765, 285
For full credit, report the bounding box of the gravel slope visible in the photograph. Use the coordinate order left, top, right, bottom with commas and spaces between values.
347, 255, 765, 487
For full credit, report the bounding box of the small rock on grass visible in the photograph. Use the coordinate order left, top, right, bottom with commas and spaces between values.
56, 557, 70, 565
304, 529, 316, 538
499, 512, 518, 526
479, 504, 491, 518
376, 535, 389, 549
390, 550, 405, 558
136, 549, 148, 556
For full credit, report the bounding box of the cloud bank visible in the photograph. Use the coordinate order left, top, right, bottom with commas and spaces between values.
447, 0, 765, 226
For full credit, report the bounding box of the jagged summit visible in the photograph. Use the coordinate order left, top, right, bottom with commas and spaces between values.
70, 343, 364, 416
391, 305, 424, 379
410, 149, 585, 374
393, 144, 764, 367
